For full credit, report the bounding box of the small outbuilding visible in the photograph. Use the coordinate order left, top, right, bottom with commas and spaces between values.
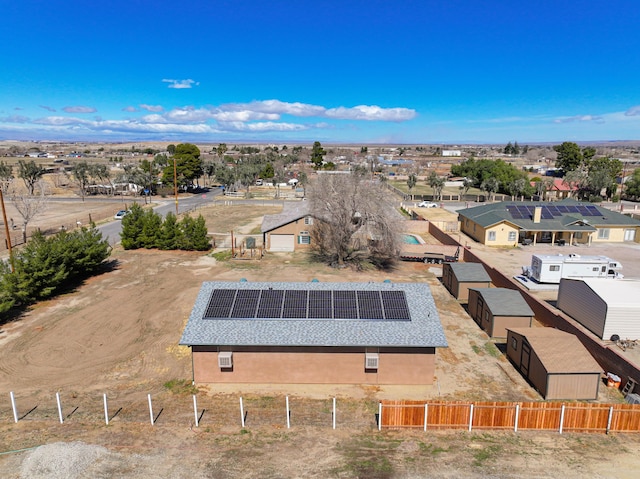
261, 202, 314, 252
180, 281, 448, 385
506, 327, 602, 400
556, 278, 640, 340
467, 288, 534, 339
442, 262, 492, 302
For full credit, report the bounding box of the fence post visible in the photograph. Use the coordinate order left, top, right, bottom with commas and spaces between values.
559, 404, 565, 434
286, 396, 290, 429
468, 404, 474, 432
424, 404, 428, 432
378, 402, 382, 431
148, 394, 154, 426
56, 392, 63, 424
9, 391, 18, 423
606, 406, 614, 434
514, 404, 520, 432
332, 397, 336, 430
240, 397, 245, 428
193, 395, 199, 428
103, 394, 109, 425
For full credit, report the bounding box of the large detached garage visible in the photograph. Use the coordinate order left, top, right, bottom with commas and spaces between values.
506, 327, 602, 400
180, 281, 448, 385
557, 279, 640, 340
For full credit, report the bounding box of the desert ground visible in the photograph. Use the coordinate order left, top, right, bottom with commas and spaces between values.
0, 197, 639, 478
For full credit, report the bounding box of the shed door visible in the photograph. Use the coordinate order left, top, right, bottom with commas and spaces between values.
475, 296, 484, 324
269, 234, 295, 252
520, 342, 531, 377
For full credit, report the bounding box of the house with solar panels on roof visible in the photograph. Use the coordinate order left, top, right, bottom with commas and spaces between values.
457, 199, 640, 247
180, 281, 447, 385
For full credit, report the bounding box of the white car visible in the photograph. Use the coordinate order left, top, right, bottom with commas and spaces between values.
114, 210, 130, 220
418, 201, 438, 208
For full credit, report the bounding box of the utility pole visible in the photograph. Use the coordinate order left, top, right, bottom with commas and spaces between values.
173, 157, 179, 215
0, 188, 14, 272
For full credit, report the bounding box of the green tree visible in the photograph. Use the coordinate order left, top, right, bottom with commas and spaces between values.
310, 141, 326, 169
406, 173, 417, 198
120, 203, 146, 249
139, 208, 162, 248
167, 144, 176, 155
504, 142, 514, 155
480, 178, 500, 201
553, 142, 583, 172
0, 161, 14, 192
71, 161, 91, 201
159, 212, 182, 250
179, 215, 210, 251
427, 172, 445, 201
17, 160, 45, 195
623, 168, 640, 198
161, 143, 203, 188
586, 157, 622, 199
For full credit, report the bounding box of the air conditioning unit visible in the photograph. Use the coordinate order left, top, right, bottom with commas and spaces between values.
365, 352, 379, 370
218, 351, 233, 369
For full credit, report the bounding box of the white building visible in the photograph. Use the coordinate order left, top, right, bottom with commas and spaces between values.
442, 150, 462, 157
557, 279, 640, 340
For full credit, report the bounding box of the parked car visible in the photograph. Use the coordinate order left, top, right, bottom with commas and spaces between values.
114, 210, 130, 220
418, 201, 438, 208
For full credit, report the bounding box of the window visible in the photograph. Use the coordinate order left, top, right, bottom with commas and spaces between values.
304, 216, 313, 225
597, 228, 610, 239
508, 231, 517, 241
575, 232, 583, 239
549, 265, 560, 272
298, 235, 310, 244
511, 338, 517, 350
488, 231, 496, 241
592, 267, 598, 272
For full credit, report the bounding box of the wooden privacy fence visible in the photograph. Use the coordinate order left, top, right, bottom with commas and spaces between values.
381, 400, 640, 434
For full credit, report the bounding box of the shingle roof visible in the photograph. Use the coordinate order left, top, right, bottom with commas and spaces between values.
180, 281, 447, 348
508, 327, 602, 373
470, 288, 534, 317
261, 201, 311, 233
457, 199, 639, 231
447, 262, 492, 282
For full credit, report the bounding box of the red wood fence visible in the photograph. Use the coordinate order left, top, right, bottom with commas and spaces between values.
381, 400, 640, 434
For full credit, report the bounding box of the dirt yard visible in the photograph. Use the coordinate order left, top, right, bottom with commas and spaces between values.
1, 199, 639, 478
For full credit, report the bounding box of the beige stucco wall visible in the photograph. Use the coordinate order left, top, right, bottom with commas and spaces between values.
456, 281, 492, 302
484, 223, 520, 247
491, 316, 532, 339
192, 346, 437, 385
591, 226, 639, 243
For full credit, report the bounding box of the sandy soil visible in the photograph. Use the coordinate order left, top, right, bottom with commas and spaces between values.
0, 199, 639, 477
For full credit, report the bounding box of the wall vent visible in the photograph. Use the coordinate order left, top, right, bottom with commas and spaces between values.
365, 352, 379, 370
218, 351, 233, 369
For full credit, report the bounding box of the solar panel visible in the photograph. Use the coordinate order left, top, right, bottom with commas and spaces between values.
585, 205, 601, 216
381, 291, 411, 321
257, 289, 284, 318
231, 289, 260, 318
204, 289, 236, 318
309, 290, 333, 318
557, 205, 570, 213
204, 288, 412, 321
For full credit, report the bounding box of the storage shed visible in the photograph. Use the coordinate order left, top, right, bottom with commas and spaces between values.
180, 281, 448, 385
467, 288, 534, 339
556, 279, 640, 340
442, 262, 492, 302
506, 327, 602, 400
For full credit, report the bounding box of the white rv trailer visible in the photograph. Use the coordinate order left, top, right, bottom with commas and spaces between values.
526, 254, 623, 284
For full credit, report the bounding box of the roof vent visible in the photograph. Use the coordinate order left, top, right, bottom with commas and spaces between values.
218, 351, 233, 369
365, 353, 379, 370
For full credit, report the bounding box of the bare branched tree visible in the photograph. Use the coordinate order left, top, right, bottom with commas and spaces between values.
10, 180, 49, 243
308, 173, 401, 269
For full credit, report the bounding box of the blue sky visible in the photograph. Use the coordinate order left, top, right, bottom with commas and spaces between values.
2, 0, 640, 144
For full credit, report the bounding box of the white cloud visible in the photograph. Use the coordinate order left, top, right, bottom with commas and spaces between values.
39, 105, 56, 112
122, 106, 138, 112
0, 115, 30, 123
139, 104, 164, 112
553, 114, 604, 124
63, 106, 97, 114
162, 79, 200, 89
625, 105, 640, 117
211, 110, 281, 121
222, 100, 325, 117
325, 105, 416, 121
218, 121, 310, 132
33, 116, 89, 126
164, 107, 213, 123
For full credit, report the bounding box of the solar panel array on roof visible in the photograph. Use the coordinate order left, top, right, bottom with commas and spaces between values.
505, 204, 603, 221
203, 288, 411, 321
